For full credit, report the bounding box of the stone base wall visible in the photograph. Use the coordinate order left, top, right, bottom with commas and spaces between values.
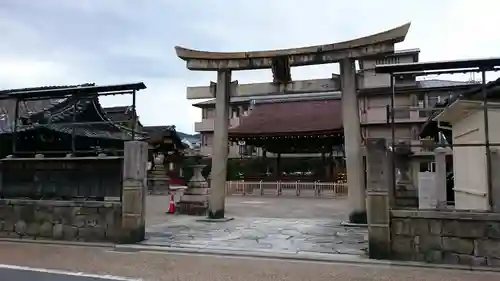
391, 210, 500, 266
0, 199, 122, 243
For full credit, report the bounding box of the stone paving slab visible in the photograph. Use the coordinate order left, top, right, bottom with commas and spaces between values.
143, 215, 368, 256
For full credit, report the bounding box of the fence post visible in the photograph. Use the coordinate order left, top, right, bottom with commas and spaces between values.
296, 181, 300, 196
259, 180, 264, 196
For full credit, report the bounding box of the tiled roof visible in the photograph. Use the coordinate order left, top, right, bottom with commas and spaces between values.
0, 83, 96, 125
142, 125, 177, 140
142, 125, 185, 148
9, 97, 138, 140
229, 99, 342, 136
104, 106, 134, 124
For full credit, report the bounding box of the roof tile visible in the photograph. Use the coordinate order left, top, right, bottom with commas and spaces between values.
229, 99, 342, 136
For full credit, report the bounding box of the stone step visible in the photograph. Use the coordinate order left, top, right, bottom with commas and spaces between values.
179, 194, 208, 202
148, 177, 170, 181
183, 188, 209, 195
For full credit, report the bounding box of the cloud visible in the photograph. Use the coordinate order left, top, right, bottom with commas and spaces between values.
0, 0, 499, 133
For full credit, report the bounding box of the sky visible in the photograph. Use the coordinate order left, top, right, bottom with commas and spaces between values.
1, 0, 500, 134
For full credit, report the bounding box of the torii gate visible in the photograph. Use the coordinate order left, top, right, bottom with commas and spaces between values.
175, 23, 411, 223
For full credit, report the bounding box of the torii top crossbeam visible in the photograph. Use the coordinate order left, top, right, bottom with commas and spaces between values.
175, 23, 411, 72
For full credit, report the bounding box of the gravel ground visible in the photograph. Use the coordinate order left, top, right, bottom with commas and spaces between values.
0, 242, 499, 281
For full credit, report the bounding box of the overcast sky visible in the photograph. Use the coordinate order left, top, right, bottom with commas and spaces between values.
1, 0, 499, 133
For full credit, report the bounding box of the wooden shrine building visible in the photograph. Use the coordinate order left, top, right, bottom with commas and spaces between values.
0, 83, 146, 157
228, 96, 344, 181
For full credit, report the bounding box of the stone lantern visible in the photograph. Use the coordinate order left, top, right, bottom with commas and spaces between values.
147, 153, 170, 194
176, 155, 209, 215
393, 140, 413, 194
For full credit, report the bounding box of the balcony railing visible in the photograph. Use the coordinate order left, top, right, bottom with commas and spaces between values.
361, 106, 436, 124
195, 118, 240, 132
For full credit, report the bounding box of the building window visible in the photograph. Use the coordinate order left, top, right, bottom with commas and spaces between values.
202, 134, 213, 146
393, 108, 410, 119
375, 57, 400, 65
231, 106, 240, 118
426, 95, 441, 107
411, 126, 420, 140
419, 110, 431, 118
417, 93, 425, 107
420, 161, 436, 172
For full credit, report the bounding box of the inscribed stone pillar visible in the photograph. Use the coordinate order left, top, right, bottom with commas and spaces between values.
340, 58, 366, 223
121, 141, 148, 243
208, 70, 231, 219
365, 138, 392, 259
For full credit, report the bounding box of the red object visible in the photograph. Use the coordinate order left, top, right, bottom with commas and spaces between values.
167, 192, 176, 214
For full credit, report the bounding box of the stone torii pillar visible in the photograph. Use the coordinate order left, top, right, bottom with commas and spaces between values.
340, 58, 366, 223
208, 71, 231, 219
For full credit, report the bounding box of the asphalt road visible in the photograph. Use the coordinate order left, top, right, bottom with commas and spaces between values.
0, 266, 138, 281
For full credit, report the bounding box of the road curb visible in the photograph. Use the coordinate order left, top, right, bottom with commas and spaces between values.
114, 244, 500, 273
0, 238, 114, 248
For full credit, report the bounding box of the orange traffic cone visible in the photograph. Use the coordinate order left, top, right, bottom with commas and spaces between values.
167, 192, 176, 214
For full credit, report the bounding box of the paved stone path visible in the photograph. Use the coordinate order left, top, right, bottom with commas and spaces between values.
144, 216, 368, 256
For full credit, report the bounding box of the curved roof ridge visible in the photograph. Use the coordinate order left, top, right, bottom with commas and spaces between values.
0, 83, 95, 94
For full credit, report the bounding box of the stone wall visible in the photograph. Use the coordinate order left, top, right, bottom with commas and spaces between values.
0, 157, 123, 200
0, 199, 122, 242
391, 210, 500, 266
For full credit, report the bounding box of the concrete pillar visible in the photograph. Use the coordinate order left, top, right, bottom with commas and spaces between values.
208, 70, 231, 219
365, 138, 392, 259
121, 141, 148, 243
340, 58, 366, 224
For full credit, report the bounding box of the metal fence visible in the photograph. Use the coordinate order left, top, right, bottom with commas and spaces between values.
224, 180, 347, 198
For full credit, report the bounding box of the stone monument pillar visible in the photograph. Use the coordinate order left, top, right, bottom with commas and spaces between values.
121, 141, 148, 243
177, 164, 209, 215
340, 58, 366, 224
365, 138, 392, 259
393, 141, 416, 207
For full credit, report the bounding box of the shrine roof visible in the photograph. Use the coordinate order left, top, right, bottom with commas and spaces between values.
228, 98, 342, 137
142, 125, 185, 149
104, 106, 144, 127
0, 82, 146, 100
0, 83, 146, 140
10, 97, 140, 140
0, 83, 95, 122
